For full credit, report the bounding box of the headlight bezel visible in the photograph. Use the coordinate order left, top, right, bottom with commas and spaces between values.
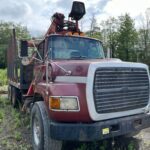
49, 96, 80, 112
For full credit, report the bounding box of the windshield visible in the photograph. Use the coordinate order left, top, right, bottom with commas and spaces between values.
48, 35, 104, 60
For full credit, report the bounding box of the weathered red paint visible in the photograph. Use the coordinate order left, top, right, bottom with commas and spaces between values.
33, 63, 91, 122
33, 59, 120, 122
35, 82, 91, 122
49, 83, 91, 122
27, 82, 34, 96
51, 58, 119, 77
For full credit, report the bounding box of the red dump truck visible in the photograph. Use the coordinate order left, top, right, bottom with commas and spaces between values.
7, 1, 150, 150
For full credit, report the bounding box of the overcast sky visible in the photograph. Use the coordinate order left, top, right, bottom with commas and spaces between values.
0, 0, 150, 36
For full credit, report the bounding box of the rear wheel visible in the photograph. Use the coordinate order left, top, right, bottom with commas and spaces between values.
11, 87, 18, 108
31, 101, 62, 150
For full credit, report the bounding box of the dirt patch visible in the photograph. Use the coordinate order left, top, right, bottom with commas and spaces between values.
0, 95, 150, 150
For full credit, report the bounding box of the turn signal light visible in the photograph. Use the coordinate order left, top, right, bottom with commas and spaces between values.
49, 97, 60, 109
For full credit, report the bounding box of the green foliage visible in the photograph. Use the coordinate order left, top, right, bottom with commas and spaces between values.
86, 14, 149, 63
100, 17, 119, 57
14, 131, 22, 141
128, 141, 135, 150
0, 69, 7, 86
0, 45, 7, 68
116, 14, 138, 61
0, 111, 4, 123
0, 96, 9, 106
0, 21, 30, 68
0, 96, 32, 149
87, 31, 102, 41
77, 144, 87, 150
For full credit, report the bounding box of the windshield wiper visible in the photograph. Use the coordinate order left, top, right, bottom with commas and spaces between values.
71, 56, 87, 60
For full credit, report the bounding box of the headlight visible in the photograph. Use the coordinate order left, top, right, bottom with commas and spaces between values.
49, 96, 80, 111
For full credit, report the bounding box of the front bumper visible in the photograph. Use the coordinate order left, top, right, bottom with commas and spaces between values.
50, 114, 150, 141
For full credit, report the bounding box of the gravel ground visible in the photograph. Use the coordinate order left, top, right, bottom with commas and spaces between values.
135, 128, 150, 150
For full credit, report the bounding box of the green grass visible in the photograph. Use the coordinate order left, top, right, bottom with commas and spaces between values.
14, 131, 22, 141
0, 96, 32, 150
0, 69, 7, 86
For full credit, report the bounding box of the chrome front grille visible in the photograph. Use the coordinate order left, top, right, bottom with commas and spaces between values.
93, 67, 149, 114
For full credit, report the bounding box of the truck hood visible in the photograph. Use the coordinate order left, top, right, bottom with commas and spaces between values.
51, 58, 121, 77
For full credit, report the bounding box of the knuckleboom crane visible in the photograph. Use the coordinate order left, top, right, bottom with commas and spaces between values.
22, 1, 86, 57
45, 1, 86, 36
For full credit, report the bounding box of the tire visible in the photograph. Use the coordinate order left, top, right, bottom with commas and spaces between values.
31, 101, 62, 150
11, 87, 18, 108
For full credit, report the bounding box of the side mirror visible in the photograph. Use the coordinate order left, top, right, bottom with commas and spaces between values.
69, 1, 86, 21
20, 40, 28, 57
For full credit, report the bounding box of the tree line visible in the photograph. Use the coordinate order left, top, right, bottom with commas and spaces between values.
0, 22, 30, 68
87, 10, 150, 65
0, 10, 150, 68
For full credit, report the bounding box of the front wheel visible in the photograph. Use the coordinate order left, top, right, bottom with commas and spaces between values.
31, 101, 62, 150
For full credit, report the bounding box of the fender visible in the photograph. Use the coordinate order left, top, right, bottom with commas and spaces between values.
34, 81, 92, 123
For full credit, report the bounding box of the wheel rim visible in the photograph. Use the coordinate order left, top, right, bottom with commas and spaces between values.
33, 116, 41, 146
